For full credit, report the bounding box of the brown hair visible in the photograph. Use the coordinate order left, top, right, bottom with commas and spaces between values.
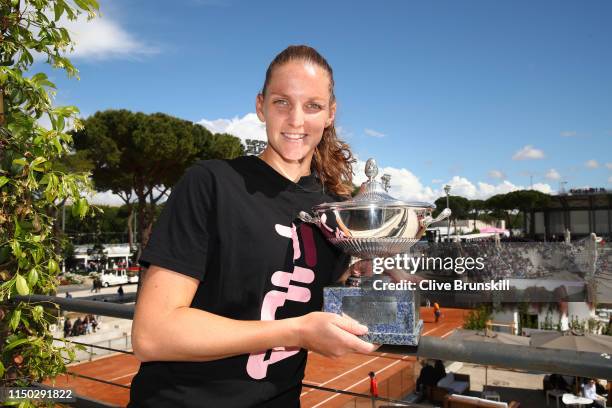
261, 45, 355, 198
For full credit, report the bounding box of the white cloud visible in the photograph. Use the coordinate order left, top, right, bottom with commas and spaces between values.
336, 126, 352, 139
364, 128, 385, 138
606, 162, 612, 170
60, 13, 158, 60
87, 190, 129, 206
353, 159, 435, 202
353, 160, 552, 202
194, 113, 555, 202
560, 131, 577, 137
197, 113, 267, 142
585, 159, 599, 169
545, 168, 561, 180
488, 170, 505, 179
512, 145, 545, 160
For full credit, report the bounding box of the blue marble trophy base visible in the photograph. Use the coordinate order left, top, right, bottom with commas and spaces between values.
323, 278, 422, 345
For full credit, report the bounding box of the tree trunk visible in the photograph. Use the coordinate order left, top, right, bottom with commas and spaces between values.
136, 199, 146, 260
0, 88, 4, 126
127, 205, 134, 250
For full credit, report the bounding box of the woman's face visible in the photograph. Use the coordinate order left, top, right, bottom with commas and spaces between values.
256, 60, 335, 163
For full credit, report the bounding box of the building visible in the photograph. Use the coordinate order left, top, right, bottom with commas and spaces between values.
527, 189, 612, 240
70, 243, 135, 271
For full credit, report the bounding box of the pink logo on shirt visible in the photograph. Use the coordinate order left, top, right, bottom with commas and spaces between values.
245, 223, 315, 380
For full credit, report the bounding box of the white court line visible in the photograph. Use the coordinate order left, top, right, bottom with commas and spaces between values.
300, 354, 386, 397
440, 330, 454, 339
108, 371, 139, 382
310, 355, 410, 407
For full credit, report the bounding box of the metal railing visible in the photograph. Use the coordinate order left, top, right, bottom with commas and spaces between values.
7, 294, 612, 408
53, 334, 133, 362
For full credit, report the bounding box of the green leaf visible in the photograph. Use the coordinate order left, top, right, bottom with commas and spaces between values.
76, 198, 89, 218
0, 176, 9, 188
48, 259, 59, 274
32, 305, 43, 321
56, 115, 65, 132
10, 240, 22, 258
31, 156, 47, 172
15, 274, 30, 296
31, 73, 48, 83
0, 361, 4, 377
73, 0, 92, 12
9, 309, 21, 331
54, 1, 65, 21
4, 336, 28, 352
14, 219, 22, 238
28, 268, 39, 287
31, 156, 47, 167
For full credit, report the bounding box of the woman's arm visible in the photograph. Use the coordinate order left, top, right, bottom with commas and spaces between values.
131, 265, 377, 362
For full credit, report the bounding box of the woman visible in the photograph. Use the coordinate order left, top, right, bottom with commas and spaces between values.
128, 45, 376, 407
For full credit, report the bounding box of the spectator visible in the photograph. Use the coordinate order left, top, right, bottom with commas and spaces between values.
65, 292, 72, 299
582, 378, 606, 408
432, 360, 446, 384
416, 360, 437, 393
560, 313, 570, 335
117, 285, 124, 297
368, 370, 378, 406
89, 314, 98, 333
434, 302, 442, 323
549, 373, 571, 392
72, 317, 82, 336
84, 315, 92, 334
63, 318, 72, 338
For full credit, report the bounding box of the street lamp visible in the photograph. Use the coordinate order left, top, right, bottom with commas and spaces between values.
444, 184, 451, 242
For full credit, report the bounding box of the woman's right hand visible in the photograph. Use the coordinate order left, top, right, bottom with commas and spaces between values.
292, 312, 378, 358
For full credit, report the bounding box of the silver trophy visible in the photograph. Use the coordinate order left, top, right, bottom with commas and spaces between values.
299, 158, 451, 345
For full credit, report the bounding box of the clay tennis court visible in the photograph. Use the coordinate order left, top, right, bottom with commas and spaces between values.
47, 308, 467, 407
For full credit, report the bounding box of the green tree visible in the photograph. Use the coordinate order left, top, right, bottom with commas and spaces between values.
434, 195, 471, 234
486, 190, 550, 233
469, 199, 486, 230
72, 109, 244, 253
208, 132, 245, 160
0, 0, 99, 395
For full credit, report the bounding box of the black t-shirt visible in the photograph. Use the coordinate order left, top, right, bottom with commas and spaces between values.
128, 156, 348, 408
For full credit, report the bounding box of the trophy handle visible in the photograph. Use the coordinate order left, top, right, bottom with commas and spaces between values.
298, 211, 320, 225
421, 208, 452, 228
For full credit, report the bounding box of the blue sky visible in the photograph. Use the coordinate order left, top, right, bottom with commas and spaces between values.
43, 0, 612, 204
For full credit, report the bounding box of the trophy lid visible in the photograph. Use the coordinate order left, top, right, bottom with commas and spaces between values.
314, 158, 435, 210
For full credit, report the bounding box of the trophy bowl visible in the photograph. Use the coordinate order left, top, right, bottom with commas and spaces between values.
299, 159, 451, 258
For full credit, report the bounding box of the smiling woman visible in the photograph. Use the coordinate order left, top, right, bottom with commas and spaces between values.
128, 45, 374, 408
257, 45, 355, 197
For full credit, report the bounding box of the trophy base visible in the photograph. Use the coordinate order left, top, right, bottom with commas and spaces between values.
323, 281, 422, 346
358, 319, 423, 345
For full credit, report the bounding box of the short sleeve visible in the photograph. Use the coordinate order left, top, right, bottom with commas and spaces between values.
138, 163, 215, 281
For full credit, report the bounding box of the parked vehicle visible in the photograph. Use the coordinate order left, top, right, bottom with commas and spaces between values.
99, 269, 139, 287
